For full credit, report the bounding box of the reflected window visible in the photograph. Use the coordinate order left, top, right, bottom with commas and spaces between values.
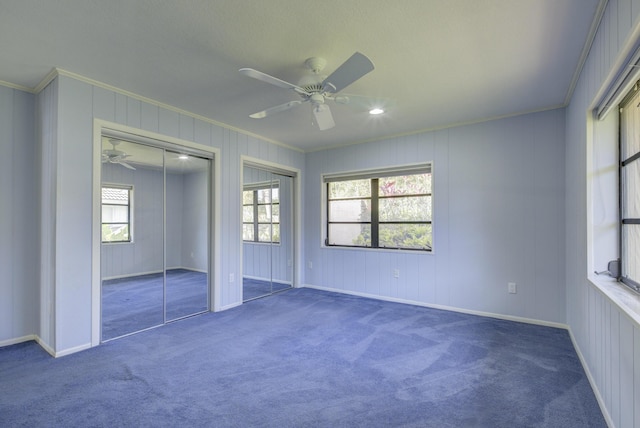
243, 182, 280, 243
102, 185, 132, 243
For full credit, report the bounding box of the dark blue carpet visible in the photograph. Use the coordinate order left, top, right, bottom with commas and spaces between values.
102, 269, 208, 340
0, 288, 605, 427
243, 277, 292, 301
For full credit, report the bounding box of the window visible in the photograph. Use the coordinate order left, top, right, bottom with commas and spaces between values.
619, 87, 640, 292
324, 165, 432, 251
101, 186, 132, 243
243, 182, 280, 243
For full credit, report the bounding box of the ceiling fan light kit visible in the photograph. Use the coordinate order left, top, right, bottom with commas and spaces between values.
102, 139, 136, 170
239, 52, 375, 131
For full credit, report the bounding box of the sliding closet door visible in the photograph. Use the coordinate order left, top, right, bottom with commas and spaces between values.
270, 172, 293, 294
242, 165, 294, 301
101, 140, 165, 341
165, 151, 210, 321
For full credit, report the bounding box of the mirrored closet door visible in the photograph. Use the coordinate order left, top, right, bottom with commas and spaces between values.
101, 138, 211, 341
242, 165, 294, 301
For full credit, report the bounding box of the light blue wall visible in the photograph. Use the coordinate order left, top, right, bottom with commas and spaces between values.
180, 169, 210, 272
0, 86, 38, 345
565, 0, 640, 426
305, 109, 566, 324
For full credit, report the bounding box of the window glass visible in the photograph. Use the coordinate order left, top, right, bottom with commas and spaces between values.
325, 168, 432, 251
101, 186, 132, 243
243, 184, 280, 243
618, 87, 640, 291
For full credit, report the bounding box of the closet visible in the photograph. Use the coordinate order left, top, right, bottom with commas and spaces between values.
100, 137, 212, 341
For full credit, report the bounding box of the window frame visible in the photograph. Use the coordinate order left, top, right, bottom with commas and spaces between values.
323, 164, 433, 252
101, 184, 133, 244
618, 85, 640, 293
242, 180, 281, 244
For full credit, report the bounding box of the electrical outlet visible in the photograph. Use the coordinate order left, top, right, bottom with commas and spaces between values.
308, 261, 313, 269
229, 273, 235, 283
508, 282, 517, 294
393, 269, 400, 278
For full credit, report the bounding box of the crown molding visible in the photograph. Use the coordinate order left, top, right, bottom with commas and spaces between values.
0, 79, 36, 93
32, 67, 303, 154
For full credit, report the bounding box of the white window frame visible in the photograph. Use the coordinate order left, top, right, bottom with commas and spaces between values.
101, 184, 133, 244
242, 180, 281, 244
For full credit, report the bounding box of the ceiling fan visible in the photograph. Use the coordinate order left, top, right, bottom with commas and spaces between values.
102, 139, 136, 170
239, 52, 375, 130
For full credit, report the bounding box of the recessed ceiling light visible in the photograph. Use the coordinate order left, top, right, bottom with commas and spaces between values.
178, 154, 189, 160
369, 108, 384, 115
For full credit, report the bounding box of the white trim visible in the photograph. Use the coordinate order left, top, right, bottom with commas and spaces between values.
0, 79, 35, 93
563, 0, 609, 106
219, 301, 243, 311
35, 336, 56, 357
0, 334, 38, 348
102, 267, 208, 282
242, 274, 293, 286
567, 327, 615, 428
302, 283, 568, 330
53, 342, 92, 358
101, 270, 164, 282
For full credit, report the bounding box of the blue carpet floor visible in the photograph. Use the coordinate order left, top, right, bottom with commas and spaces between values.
243, 277, 292, 301
1, 288, 605, 427
102, 269, 208, 340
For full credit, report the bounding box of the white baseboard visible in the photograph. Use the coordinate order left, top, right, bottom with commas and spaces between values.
243, 274, 292, 285
219, 301, 242, 311
301, 283, 568, 330
0, 334, 37, 348
35, 336, 56, 357
103, 267, 207, 281
567, 327, 614, 428
53, 342, 92, 358
102, 270, 163, 281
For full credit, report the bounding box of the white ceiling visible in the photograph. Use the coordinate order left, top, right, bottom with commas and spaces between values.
1, 0, 602, 152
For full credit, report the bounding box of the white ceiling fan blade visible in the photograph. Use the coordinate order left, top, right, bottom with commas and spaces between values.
239, 68, 308, 94
313, 104, 335, 131
119, 161, 136, 170
249, 100, 304, 119
322, 52, 374, 93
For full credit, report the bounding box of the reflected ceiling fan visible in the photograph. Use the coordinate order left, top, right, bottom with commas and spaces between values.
102, 139, 136, 170
239, 52, 375, 130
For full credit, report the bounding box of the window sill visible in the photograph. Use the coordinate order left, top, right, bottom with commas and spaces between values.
588, 274, 640, 327
322, 244, 433, 255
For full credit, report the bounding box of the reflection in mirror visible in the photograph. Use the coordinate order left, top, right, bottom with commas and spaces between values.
165, 151, 209, 321
101, 140, 165, 340
242, 166, 293, 301
101, 138, 211, 341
